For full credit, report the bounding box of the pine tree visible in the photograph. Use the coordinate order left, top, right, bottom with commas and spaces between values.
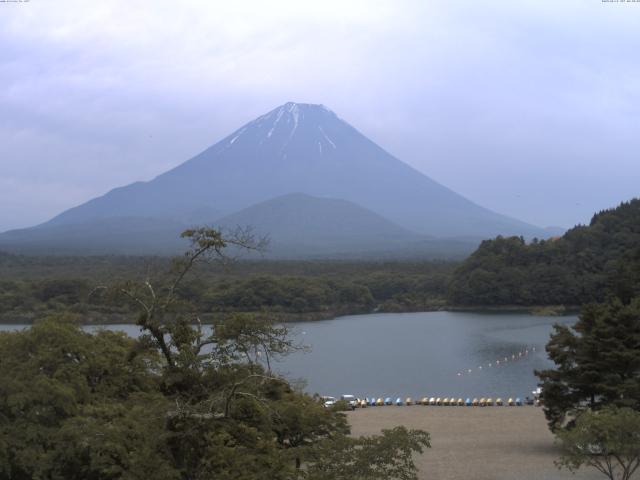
536, 297, 640, 431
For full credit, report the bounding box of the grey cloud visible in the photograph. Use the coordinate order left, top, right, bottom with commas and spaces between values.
0, 0, 638, 231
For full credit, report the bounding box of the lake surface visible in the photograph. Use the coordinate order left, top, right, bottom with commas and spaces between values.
279, 311, 576, 399
0, 311, 576, 400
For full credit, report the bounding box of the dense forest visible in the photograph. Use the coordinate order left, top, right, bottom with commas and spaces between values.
3, 199, 639, 323
0, 253, 454, 324
448, 199, 640, 306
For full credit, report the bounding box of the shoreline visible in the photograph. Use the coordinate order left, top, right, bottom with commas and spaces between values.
0, 304, 580, 326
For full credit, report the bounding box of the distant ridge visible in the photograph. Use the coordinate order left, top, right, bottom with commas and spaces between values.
215, 193, 421, 257
0, 102, 549, 256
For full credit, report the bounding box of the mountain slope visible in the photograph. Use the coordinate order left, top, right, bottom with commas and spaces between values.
214, 193, 420, 257
0, 193, 481, 258
42, 102, 545, 238
0, 217, 191, 255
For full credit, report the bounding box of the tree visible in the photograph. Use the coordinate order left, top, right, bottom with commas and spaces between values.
0, 315, 175, 480
304, 426, 430, 480
536, 297, 640, 431
0, 227, 431, 479
556, 407, 640, 480
114, 227, 430, 478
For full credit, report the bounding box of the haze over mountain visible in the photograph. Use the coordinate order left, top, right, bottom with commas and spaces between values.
215, 193, 422, 258
0, 102, 553, 257
0, 217, 187, 256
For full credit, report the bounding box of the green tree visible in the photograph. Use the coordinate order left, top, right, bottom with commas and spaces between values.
0, 315, 175, 480
0, 227, 431, 479
536, 297, 640, 431
113, 227, 431, 478
556, 407, 640, 480
304, 426, 430, 480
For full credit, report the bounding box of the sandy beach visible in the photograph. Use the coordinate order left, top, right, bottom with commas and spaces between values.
347, 406, 604, 480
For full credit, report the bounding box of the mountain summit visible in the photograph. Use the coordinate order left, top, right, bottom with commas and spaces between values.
1, 102, 548, 256
46, 102, 356, 227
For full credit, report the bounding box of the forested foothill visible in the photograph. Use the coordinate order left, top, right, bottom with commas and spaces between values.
448, 199, 640, 307
2, 199, 640, 325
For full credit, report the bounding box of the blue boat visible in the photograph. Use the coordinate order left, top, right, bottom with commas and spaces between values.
384, 397, 393, 405
369, 397, 377, 406
395, 397, 403, 406
465, 398, 472, 406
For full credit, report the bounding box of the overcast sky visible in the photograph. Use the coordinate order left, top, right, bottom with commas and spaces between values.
1, 0, 639, 232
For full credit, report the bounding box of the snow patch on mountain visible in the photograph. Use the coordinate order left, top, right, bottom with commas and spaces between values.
228, 127, 247, 145
318, 126, 336, 149
267, 107, 286, 138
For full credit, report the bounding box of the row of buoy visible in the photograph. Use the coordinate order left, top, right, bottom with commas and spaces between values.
456, 347, 537, 378
356, 396, 540, 407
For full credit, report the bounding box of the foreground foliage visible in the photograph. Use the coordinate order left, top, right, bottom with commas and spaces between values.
536, 297, 640, 431
537, 291, 640, 479
556, 407, 640, 480
0, 317, 173, 480
0, 228, 430, 479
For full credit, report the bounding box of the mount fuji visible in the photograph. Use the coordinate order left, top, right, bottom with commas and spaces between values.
0, 102, 550, 257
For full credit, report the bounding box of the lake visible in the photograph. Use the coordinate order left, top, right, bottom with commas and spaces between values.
0, 311, 576, 400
